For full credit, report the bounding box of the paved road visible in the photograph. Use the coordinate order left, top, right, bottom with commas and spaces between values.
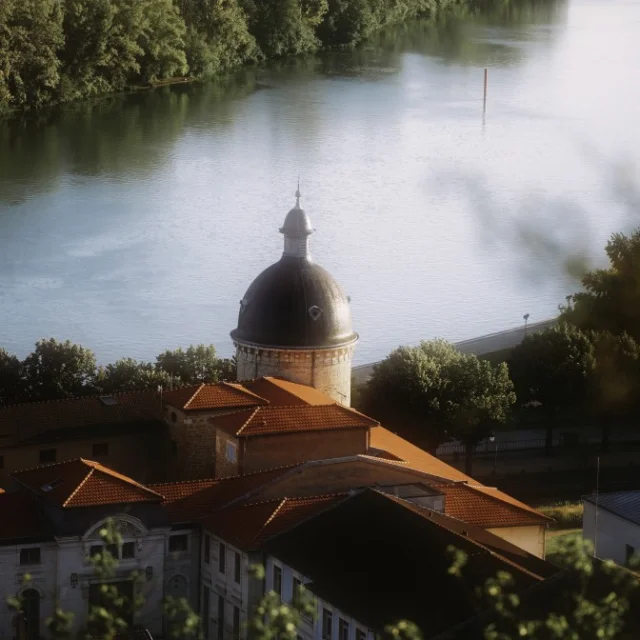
352, 318, 558, 386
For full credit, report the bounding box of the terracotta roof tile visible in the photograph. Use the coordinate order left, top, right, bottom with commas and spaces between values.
12, 459, 163, 508
209, 404, 377, 437
369, 427, 473, 482
0, 390, 163, 445
149, 465, 299, 523
163, 383, 268, 411
243, 378, 337, 406
434, 482, 550, 528
204, 494, 346, 550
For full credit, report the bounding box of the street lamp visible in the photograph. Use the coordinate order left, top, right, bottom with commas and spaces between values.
489, 434, 497, 475
523, 313, 530, 337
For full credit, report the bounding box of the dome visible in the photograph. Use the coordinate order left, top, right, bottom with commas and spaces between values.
231, 257, 357, 348
231, 191, 357, 349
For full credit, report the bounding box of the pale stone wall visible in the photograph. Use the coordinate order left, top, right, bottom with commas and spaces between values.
234, 342, 356, 407
0, 514, 170, 639
201, 532, 251, 640
266, 555, 375, 640
583, 501, 640, 564
486, 525, 546, 559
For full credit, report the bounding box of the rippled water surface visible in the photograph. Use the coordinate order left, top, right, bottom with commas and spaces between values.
1, 0, 639, 364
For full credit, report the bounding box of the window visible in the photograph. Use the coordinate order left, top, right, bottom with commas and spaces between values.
204, 535, 211, 564
39, 448, 56, 464
292, 577, 302, 598
219, 542, 226, 574
169, 534, 188, 553
89, 545, 102, 558
233, 605, 240, 640
217, 596, 225, 640
234, 551, 241, 583
92, 442, 109, 457
322, 609, 333, 640
171, 411, 177, 423
19, 548, 41, 565
339, 618, 349, 640
203, 586, 210, 640
626, 544, 636, 565
122, 541, 135, 559
226, 442, 237, 463
356, 630, 367, 640
272, 564, 282, 597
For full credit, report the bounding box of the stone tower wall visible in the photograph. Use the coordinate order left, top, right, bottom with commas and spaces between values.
235, 342, 356, 406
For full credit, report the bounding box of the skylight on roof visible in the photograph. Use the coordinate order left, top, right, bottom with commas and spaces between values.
99, 396, 119, 406
41, 478, 62, 492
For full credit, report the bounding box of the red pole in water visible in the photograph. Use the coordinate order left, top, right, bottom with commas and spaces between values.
483, 68, 488, 108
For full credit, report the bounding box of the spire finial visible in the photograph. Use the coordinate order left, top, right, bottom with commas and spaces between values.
295, 176, 301, 208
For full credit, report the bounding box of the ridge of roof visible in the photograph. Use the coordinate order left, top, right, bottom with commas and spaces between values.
63, 467, 95, 507
181, 383, 206, 410
231, 407, 261, 436
222, 382, 270, 403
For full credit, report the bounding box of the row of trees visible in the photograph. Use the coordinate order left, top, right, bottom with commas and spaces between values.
359, 229, 640, 472
0, 0, 461, 114
0, 338, 234, 405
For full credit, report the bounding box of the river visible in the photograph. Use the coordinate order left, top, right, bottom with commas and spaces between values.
1, 0, 639, 366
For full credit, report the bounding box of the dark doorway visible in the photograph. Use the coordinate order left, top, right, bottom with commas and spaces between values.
89, 581, 135, 633
16, 589, 40, 640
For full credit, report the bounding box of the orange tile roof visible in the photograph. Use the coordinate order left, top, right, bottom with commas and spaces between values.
12, 459, 163, 508
243, 378, 337, 406
433, 482, 550, 528
210, 404, 378, 437
0, 390, 163, 445
149, 465, 299, 523
204, 494, 347, 550
368, 426, 474, 483
162, 382, 268, 411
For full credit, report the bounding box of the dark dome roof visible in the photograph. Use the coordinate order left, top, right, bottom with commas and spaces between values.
231, 256, 357, 349
280, 206, 313, 237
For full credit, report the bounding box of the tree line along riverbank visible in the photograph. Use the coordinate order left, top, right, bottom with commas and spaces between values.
0, 0, 519, 116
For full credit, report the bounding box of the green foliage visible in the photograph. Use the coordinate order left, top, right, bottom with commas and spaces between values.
95, 357, 175, 393
181, 0, 260, 77
0, 339, 233, 405
241, 0, 329, 57
537, 501, 583, 530
361, 339, 515, 473
562, 229, 640, 343
155, 343, 225, 384
508, 324, 595, 455
0, 0, 470, 113
0, 0, 64, 113
0, 348, 22, 405
21, 337, 98, 401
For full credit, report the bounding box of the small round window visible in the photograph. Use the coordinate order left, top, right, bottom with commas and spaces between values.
308, 305, 323, 321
